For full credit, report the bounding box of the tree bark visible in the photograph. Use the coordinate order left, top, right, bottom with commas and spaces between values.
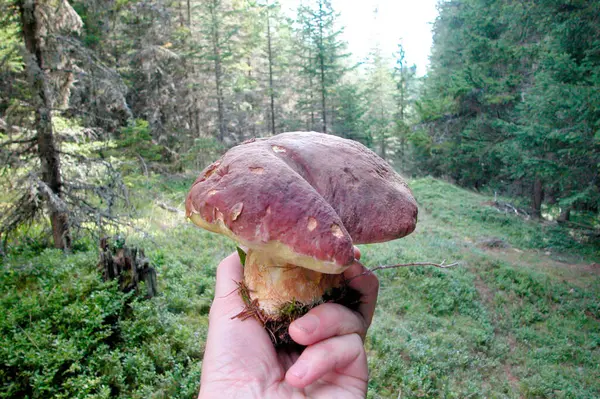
557, 207, 571, 222
266, 4, 276, 135
98, 237, 157, 298
380, 132, 387, 160
532, 178, 544, 219
319, 54, 327, 133
19, 0, 71, 250
209, 1, 226, 142
187, 0, 192, 27
317, 3, 327, 133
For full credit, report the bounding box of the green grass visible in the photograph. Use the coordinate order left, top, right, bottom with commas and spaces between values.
364, 177, 600, 398
1, 174, 599, 398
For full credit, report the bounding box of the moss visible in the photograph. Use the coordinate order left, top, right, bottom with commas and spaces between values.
233, 279, 362, 347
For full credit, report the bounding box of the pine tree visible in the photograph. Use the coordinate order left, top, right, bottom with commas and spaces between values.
295, 0, 348, 133
332, 81, 369, 145
364, 43, 395, 160
15, 0, 84, 250
392, 43, 416, 166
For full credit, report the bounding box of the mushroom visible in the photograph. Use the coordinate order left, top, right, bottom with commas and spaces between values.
185, 132, 417, 344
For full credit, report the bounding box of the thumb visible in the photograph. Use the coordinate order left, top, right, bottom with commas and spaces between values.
205, 252, 270, 343
200, 253, 282, 395
209, 252, 247, 320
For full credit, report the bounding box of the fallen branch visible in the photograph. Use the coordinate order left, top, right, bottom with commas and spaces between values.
346, 259, 459, 283
491, 200, 530, 219
156, 201, 183, 215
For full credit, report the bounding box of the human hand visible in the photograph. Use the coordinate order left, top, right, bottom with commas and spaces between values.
198, 248, 379, 398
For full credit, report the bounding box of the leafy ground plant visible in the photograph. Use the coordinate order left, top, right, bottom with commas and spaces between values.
0, 174, 598, 398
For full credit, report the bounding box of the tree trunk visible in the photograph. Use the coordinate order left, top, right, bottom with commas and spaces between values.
210, 1, 226, 142
308, 49, 314, 131
266, 5, 276, 135
187, 0, 192, 27
319, 57, 327, 133
532, 178, 544, 219
380, 133, 387, 160
98, 237, 157, 298
557, 207, 571, 223
19, 0, 71, 250
317, 6, 327, 133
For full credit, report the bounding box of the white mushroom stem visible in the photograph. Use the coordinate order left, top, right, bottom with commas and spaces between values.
243, 249, 344, 316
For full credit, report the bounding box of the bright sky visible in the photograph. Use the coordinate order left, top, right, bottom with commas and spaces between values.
282, 0, 439, 76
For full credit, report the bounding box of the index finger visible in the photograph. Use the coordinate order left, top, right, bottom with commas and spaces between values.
343, 260, 379, 327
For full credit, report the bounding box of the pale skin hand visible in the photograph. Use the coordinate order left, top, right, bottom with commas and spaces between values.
198, 248, 379, 399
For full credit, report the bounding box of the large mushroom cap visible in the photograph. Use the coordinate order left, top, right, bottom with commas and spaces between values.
186, 132, 417, 274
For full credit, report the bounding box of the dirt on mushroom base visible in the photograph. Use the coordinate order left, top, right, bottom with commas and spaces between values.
233, 278, 362, 346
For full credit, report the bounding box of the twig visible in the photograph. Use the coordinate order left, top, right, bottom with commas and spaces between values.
370, 260, 459, 272
137, 153, 148, 177
17, 324, 42, 353
156, 201, 183, 215
0, 137, 37, 147
346, 260, 459, 284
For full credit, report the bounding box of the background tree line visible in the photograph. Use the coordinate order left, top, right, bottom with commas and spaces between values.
1, 0, 599, 251
414, 0, 599, 221
0, 0, 417, 249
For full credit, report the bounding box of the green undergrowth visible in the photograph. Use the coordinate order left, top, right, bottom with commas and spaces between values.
1, 173, 599, 398
363, 177, 600, 398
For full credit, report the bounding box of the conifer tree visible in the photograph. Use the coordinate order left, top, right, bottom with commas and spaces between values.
295, 0, 348, 133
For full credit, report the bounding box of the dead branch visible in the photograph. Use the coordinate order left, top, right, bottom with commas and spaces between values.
491, 200, 530, 219
0, 137, 37, 147
370, 260, 459, 272
156, 201, 183, 215
346, 260, 459, 283
137, 153, 148, 177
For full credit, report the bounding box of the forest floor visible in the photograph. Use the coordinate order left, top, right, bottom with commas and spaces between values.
1, 173, 599, 398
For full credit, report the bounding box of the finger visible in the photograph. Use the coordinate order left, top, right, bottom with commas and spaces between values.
343, 260, 379, 327
285, 333, 367, 389
202, 253, 281, 386
209, 252, 247, 320
289, 303, 368, 345
353, 246, 361, 260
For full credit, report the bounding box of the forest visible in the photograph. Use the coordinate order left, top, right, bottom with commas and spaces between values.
0, 0, 598, 398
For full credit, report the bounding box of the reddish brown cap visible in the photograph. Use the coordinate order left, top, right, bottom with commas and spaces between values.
185, 132, 417, 274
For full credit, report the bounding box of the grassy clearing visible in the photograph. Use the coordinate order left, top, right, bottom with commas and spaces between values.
365, 177, 600, 398
1, 174, 598, 398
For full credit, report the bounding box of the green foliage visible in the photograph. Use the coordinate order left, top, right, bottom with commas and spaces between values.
3, 173, 599, 398
116, 120, 168, 162
0, 23, 23, 74
332, 82, 369, 145
0, 238, 212, 398
182, 136, 225, 171
416, 0, 600, 215
364, 177, 599, 398
294, 0, 350, 133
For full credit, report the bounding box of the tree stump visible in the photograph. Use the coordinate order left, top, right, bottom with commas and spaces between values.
98, 237, 158, 298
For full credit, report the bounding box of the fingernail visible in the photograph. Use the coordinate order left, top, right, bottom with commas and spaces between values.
289, 360, 309, 379
292, 314, 319, 334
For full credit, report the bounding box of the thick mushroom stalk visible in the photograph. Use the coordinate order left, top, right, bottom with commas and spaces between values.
186, 132, 417, 344
243, 249, 345, 315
